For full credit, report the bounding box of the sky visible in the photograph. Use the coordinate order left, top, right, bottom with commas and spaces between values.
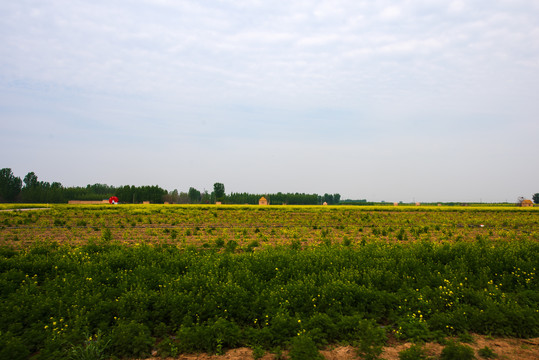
1, 0, 538, 203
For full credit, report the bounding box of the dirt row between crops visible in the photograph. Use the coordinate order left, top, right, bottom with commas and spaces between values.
137, 335, 539, 360
0, 207, 50, 212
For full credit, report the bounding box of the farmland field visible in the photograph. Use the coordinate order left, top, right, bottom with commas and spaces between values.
0, 205, 538, 359
2, 204, 538, 248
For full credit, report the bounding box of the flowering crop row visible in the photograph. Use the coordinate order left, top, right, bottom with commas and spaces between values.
0, 235, 537, 358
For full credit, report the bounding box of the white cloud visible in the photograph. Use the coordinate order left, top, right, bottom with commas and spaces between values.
448, 0, 466, 13
380, 6, 402, 20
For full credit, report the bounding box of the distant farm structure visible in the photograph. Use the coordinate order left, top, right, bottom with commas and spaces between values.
259, 197, 268, 205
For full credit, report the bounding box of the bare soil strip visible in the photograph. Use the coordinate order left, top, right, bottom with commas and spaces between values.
140, 335, 538, 360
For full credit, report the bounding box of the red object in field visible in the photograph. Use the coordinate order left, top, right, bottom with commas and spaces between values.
109, 196, 119, 204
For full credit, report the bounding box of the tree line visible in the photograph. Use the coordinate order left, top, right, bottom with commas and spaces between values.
0, 169, 341, 205
0, 169, 167, 204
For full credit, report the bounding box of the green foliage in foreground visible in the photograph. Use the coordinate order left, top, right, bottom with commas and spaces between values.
440, 341, 476, 360
0, 239, 537, 359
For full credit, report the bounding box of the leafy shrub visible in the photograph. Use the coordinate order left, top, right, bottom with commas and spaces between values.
398, 344, 429, 360
290, 239, 301, 250
396, 316, 433, 342
246, 240, 260, 252
272, 346, 285, 360
304, 313, 337, 345
252, 345, 265, 359
176, 318, 241, 354
225, 240, 238, 253
101, 228, 112, 242
356, 319, 387, 360
54, 219, 66, 226
109, 320, 153, 358
458, 330, 475, 343
288, 334, 324, 360
440, 341, 476, 360
156, 336, 179, 358
478, 346, 497, 358
0, 332, 30, 360
335, 314, 366, 342
69, 331, 110, 360
215, 238, 225, 248
268, 311, 299, 347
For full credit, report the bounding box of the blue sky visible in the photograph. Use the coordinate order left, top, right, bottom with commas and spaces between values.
1, 0, 538, 202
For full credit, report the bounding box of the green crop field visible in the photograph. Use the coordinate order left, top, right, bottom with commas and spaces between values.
0, 205, 538, 359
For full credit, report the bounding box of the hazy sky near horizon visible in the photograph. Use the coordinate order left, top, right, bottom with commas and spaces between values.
1, 0, 538, 202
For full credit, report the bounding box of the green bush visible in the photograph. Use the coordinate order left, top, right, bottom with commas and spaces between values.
396, 316, 433, 342
109, 320, 153, 358
156, 336, 179, 358
69, 331, 110, 360
246, 240, 260, 252
356, 319, 387, 360
478, 346, 497, 358
225, 240, 238, 253
176, 318, 241, 354
252, 345, 265, 359
458, 330, 475, 343
440, 341, 476, 360
304, 313, 337, 345
100, 228, 112, 242
0, 332, 30, 360
288, 334, 324, 360
398, 344, 429, 360
335, 314, 366, 342
215, 238, 225, 248
290, 239, 301, 250
399, 344, 428, 360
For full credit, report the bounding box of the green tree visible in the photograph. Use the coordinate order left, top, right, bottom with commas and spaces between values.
201, 190, 211, 204
23, 172, 38, 188
21, 171, 41, 202
188, 187, 201, 204
213, 182, 225, 202
0, 168, 22, 202
178, 192, 189, 204
163, 189, 180, 203
533, 193, 539, 204
323, 193, 334, 204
